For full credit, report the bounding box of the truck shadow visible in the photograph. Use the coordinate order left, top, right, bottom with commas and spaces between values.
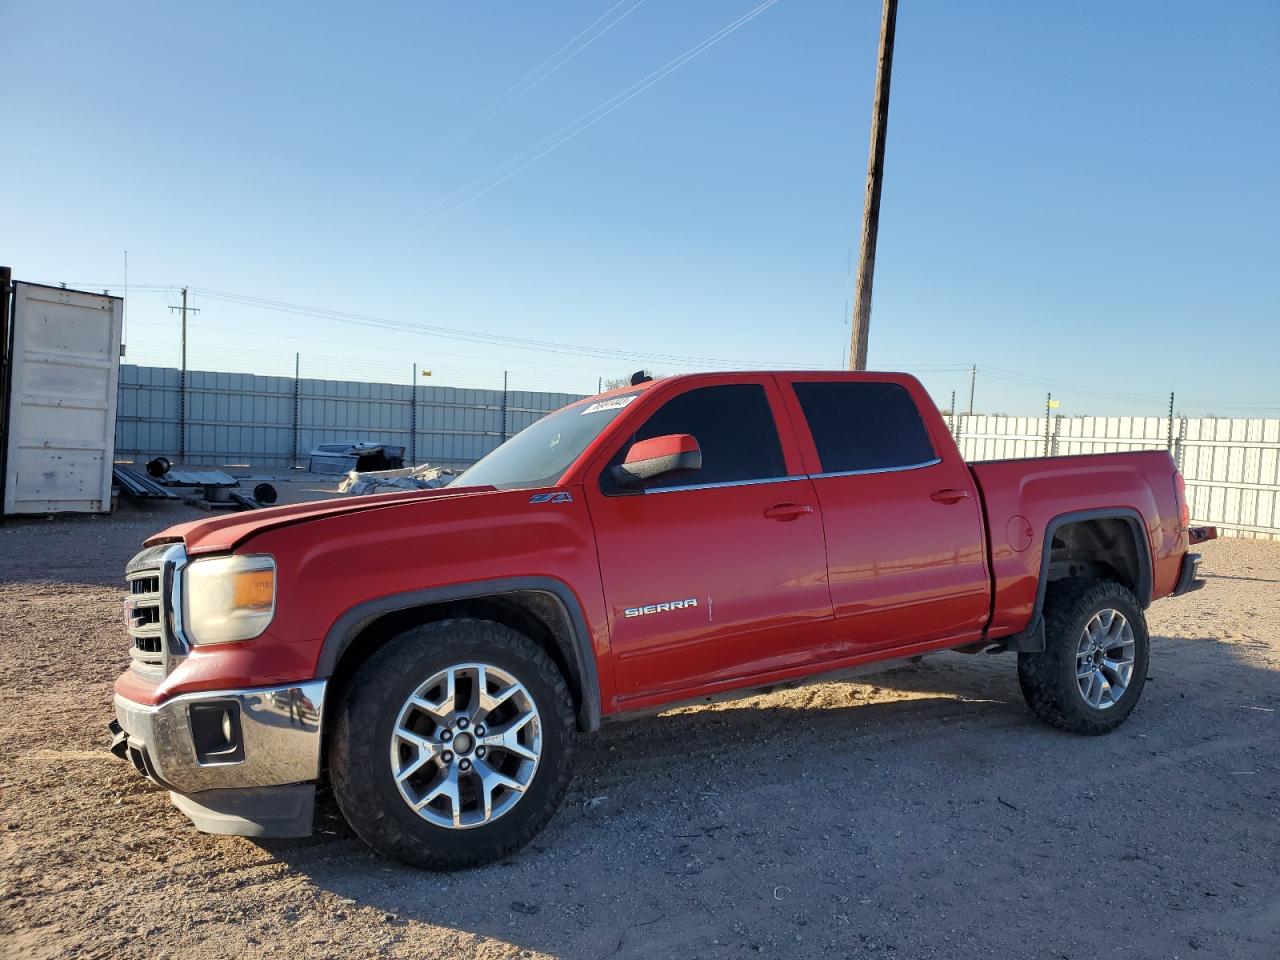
257, 634, 1277, 958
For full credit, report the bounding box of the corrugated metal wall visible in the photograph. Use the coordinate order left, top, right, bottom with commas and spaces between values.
115, 369, 1280, 539
115, 365, 585, 470
951, 414, 1280, 540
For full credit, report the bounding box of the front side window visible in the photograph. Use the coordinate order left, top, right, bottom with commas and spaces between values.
793, 381, 936, 473
606, 383, 787, 492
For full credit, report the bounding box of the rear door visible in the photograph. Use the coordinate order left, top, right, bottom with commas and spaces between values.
585, 378, 832, 701
779, 375, 989, 650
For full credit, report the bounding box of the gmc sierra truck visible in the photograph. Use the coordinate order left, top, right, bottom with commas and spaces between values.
110, 372, 1210, 869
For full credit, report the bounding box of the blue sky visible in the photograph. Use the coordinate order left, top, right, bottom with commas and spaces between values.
3, 0, 1277, 415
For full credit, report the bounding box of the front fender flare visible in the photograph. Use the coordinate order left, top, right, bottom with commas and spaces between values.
316, 576, 601, 732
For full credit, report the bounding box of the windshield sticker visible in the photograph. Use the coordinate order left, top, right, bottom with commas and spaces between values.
580, 395, 637, 416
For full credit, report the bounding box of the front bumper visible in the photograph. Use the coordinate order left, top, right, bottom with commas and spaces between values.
110, 679, 326, 837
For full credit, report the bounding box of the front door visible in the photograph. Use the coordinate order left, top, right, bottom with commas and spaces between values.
585, 380, 832, 702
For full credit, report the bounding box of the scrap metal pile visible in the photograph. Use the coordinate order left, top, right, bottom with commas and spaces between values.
338, 463, 456, 496
113, 457, 277, 511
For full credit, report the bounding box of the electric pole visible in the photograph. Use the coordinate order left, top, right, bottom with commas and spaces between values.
967, 365, 977, 415
847, 0, 899, 371
168, 287, 199, 461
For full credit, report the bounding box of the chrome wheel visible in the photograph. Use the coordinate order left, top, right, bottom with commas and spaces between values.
1074, 609, 1135, 710
390, 662, 542, 829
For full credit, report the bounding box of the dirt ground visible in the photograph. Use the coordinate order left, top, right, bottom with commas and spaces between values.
1, 491, 1278, 959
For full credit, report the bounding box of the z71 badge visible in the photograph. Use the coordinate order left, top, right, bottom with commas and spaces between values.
529, 491, 573, 504
624, 598, 698, 618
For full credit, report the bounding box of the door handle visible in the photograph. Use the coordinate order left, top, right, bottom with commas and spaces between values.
764, 503, 814, 521
930, 488, 971, 504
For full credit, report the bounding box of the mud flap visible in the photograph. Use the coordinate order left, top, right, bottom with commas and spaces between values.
1001, 615, 1046, 653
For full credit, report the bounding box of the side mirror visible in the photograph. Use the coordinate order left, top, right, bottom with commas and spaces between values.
610, 434, 702, 488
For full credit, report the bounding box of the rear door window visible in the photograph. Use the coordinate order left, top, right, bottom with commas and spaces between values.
792, 381, 936, 473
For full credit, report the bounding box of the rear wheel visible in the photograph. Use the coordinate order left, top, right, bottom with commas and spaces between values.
1017, 578, 1150, 735
328, 619, 577, 869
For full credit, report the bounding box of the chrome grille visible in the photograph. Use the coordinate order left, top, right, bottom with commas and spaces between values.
124, 544, 188, 678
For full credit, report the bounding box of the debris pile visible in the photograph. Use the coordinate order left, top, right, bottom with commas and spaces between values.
338, 463, 456, 496
309, 443, 405, 475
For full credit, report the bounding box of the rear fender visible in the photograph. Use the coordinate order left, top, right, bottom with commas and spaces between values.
1000, 508, 1152, 652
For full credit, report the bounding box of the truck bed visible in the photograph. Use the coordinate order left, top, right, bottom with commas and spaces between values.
969, 449, 1186, 639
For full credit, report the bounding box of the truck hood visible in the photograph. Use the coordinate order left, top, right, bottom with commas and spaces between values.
145, 484, 498, 555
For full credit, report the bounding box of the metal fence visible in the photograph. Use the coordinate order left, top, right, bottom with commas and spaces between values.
114, 367, 1279, 539
950, 414, 1280, 540
114, 365, 585, 471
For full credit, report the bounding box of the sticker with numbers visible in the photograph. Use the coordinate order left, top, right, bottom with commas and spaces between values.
580, 395, 637, 415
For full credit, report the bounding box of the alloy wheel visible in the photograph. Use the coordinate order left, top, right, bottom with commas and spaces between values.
390, 662, 542, 829
1074, 609, 1136, 710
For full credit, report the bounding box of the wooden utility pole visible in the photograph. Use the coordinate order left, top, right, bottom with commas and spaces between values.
968, 364, 977, 414
847, 0, 899, 371
168, 287, 199, 462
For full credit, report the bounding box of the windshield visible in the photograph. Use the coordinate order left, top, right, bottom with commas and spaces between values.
453, 392, 641, 490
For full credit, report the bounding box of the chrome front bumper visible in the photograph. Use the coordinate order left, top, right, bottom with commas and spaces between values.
111, 680, 326, 836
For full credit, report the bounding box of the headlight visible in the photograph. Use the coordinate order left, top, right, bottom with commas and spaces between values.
183, 554, 276, 645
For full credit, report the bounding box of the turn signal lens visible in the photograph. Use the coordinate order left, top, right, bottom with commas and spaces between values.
184, 554, 276, 645
1174, 472, 1190, 529
232, 567, 275, 611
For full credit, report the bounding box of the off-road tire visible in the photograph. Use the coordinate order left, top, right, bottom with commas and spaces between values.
328, 619, 577, 870
1017, 578, 1150, 735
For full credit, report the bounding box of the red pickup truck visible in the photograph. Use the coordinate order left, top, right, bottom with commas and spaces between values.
111, 372, 1208, 869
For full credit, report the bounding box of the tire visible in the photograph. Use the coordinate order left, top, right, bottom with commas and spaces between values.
1017, 578, 1150, 735
328, 619, 577, 870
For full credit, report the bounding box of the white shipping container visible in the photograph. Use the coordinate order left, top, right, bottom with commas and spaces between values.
2, 282, 123, 514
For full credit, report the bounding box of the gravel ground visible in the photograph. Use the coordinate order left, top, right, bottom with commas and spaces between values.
1, 496, 1277, 959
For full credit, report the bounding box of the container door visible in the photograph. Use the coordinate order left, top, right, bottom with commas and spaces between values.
2, 283, 123, 514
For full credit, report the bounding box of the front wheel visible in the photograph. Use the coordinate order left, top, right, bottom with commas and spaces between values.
1017, 578, 1150, 735
328, 619, 577, 870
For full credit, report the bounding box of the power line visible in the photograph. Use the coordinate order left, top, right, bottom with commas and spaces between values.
87, 282, 1278, 413
979, 364, 1165, 404
188, 285, 825, 369
412, 0, 784, 225
376, 0, 648, 205
129, 318, 661, 375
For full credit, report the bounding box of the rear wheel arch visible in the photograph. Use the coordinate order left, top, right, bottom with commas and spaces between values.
319, 578, 601, 734
1003, 508, 1153, 652
1040, 509, 1152, 605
